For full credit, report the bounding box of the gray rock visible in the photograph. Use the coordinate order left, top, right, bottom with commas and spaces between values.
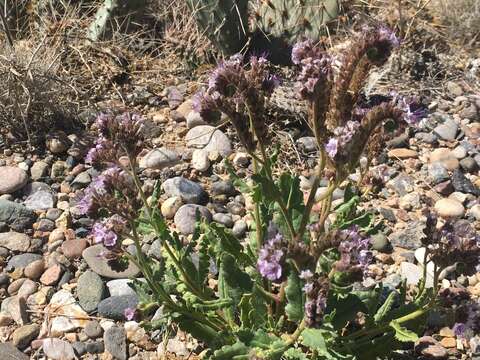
428, 163, 450, 185
186, 125, 232, 157
211, 181, 236, 196
433, 119, 458, 140
415, 132, 437, 144
451, 169, 479, 195
24, 190, 56, 210
213, 213, 234, 227
166, 86, 183, 109
106, 279, 138, 297
191, 149, 210, 171
77, 270, 105, 313
386, 133, 409, 148
371, 233, 391, 252
387, 174, 415, 196
98, 295, 138, 320
162, 177, 208, 204
297, 137, 318, 152
82, 245, 140, 279
0, 167, 28, 194
0, 342, 29, 360
43, 338, 75, 360
84, 320, 103, 339
186, 111, 207, 129
30, 161, 49, 180
459, 157, 479, 173
72, 342, 87, 357
174, 204, 212, 235
22, 181, 51, 196
1, 296, 28, 325
400, 262, 423, 286
139, 148, 181, 169
6, 253, 43, 272
71, 171, 91, 190
85, 341, 104, 354
0, 232, 30, 252
12, 324, 40, 349
232, 220, 248, 238
104, 325, 127, 360
389, 221, 425, 250
0, 200, 36, 229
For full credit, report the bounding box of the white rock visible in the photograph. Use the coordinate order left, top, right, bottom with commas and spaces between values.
160, 196, 183, 219
139, 148, 180, 169
191, 149, 210, 171
434, 198, 465, 218
400, 262, 423, 286
42, 338, 75, 360
185, 125, 232, 157
469, 204, 480, 220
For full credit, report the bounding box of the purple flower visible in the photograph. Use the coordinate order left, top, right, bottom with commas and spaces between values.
76, 187, 96, 215
325, 121, 361, 159
92, 222, 118, 247
257, 225, 285, 281
378, 26, 400, 48
336, 226, 373, 279
397, 98, 428, 125
124, 307, 136, 321
453, 323, 466, 337
325, 138, 338, 158
300, 270, 314, 280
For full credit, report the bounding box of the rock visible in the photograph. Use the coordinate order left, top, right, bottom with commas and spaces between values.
83, 244, 140, 279
191, 149, 210, 171
428, 163, 450, 185
389, 221, 425, 250
160, 196, 183, 219
439, 337, 456, 348
232, 220, 248, 238
451, 146, 467, 159
460, 157, 479, 173
0, 343, 29, 360
12, 324, 40, 349
186, 111, 207, 129
387, 148, 418, 159
164, 338, 189, 357
30, 161, 49, 180
1, 296, 28, 325
61, 239, 88, 259
162, 177, 208, 204
71, 171, 91, 190
104, 325, 127, 360
7, 253, 43, 272
174, 204, 212, 235
297, 137, 318, 152
46, 131, 71, 154
387, 174, 414, 196
211, 181, 236, 196
232, 152, 250, 167
429, 148, 459, 171
434, 181, 454, 196
98, 295, 138, 320
176, 100, 193, 118
186, 125, 232, 157
0, 167, 28, 194
106, 279, 138, 297
40, 264, 63, 286
166, 86, 183, 109
71, 342, 87, 356
77, 271, 105, 313
17, 279, 37, 299
447, 81, 463, 97
43, 338, 75, 360
139, 148, 180, 169
42, 290, 89, 336
0, 232, 30, 252
420, 344, 448, 359
433, 119, 458, 140
415, 132, 437, 144
451, 169, 479, 195
434, 198, 465, 218
399, 192, 420, 210
371, 233, 391, 252
84, 320, 103, 339
24, 259, 45, 280
213, 213, 234, 227
400, 262, 423, 286
0, 200, 36, 229
24, 190, 56, 211
469, 204, 480, 221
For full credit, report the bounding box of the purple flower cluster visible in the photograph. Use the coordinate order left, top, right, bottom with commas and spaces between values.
124, 307, 136, 321
91, 215, 126, 248
335, 226, 373, 279
291, 39, 332, 100
300, 270, 329, 327
363, 26, 400, 65
325, 120, 361, 159
452, 303, 480, 339
257, 224, 285, 281
396, 97, 428, 125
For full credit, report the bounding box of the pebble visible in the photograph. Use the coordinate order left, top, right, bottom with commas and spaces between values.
162, 177, 208, 204
0, 232, 31, 252
232, 152, 250, 167
43, 290, 89, 336
0, 166, 29, 194
0, 343, 29, 360
71, 171, 91, 189
389, 221, 425, 249
191, 149, 210, 171
84, 320, 103, 339
98, 295, 138, 320
429, 148, 459, 171
460, 157, 479, 173
371, 233, 391, 252
82, 244, 140, 279
185, 125, 233, 157
160, 196, 183, 219
428, 163, 450, 185
2, 296, 28, 325
61, 239, 88, 259
106, 279, 138, 297
40, 264, 64, 286
469, 204, 480, 220
232, 220, 248, 238
213, 213, 234, 227
30, 161, 49, 180
139, 148, 181, 169
433, 119, 458, 140
7, 253, 43, 272
24, 259, 45, 280
104, 325, 128, 360
186, 111, 207, 129
297, 137, 318, 152
12, 323, 40, 349
174, 204, 212, 235
434, 198, 465, 218
451, 169, 479, 195
17, 279, 38, 299
24, 190, 56, 210
211, 181, 236, 196
43, 338, 75, 360
46, 131, 71, 154
387, 148, 418, 159
77, 270, 105, 313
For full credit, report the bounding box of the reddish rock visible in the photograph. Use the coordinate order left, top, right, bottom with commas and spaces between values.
40, 265, 64, 286
62, 239, 88, 259
24, 260, 45, 280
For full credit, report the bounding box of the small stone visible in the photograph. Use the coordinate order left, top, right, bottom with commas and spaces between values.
191, 149, 210, 171
49, 228, 65, 243
7, 253, 43, 272
83, 244, 140, 278
186, 125, 232, 157
104, 325, 127, 360
428, 163, 450, 185
447, 82, 463, 97
434, 180, 454, 196
162, 177, 208, 204
213, 213, 234, 227
43, 290, 89, 336
186, 111, 207, 129
61, 239, 88, 259
0, 232, 30, 252
421, 344, 448, 359
166, 87, 183, 109
387, 173, 415, 196
415, 132, 437, 144
451, 169, 479, 195
211, 181, 236, 196
77, 271, 105, 313
12, 324, 40, 349
429, 148, 459, 171
160, 196, 183, 219
46, 131, 71, 154
434, 198, 465, 218
42, 338, 75, 360
433, 119, 458, 140
24, 259, 45, 280
451, 146, 467, 159
98, 295, 138, 321
387, 148, 418, 159
71, 342, 87, 357
24, 190, 56, 211
232, 220, 247, 238
174, 204, 212, 235
106, 279, 138, 297
399, 193, 420, 210
389, 221, 425, 249
460, 157, 479, 173
84, 320, 103, 339
297, 137, 318, 152
0, 167, 29, 196
139, 148, 180, 169
2, 296, 28, 325
40, 264, 63, 286
71, 171, 91, 190
469, 204, 480, 221
232, 152, 250, 167
371, 233, 391, 252
439, 327, 455, 337
0, 343, 29, 360
30, 161, 49, 180
17, 279, 37, 299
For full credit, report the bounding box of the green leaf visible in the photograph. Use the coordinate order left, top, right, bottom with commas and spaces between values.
390, 320, 419, 342
327, 293, 367, 330
239, 289, 267, 330
212, 341, 249, 360
374, 291, 397, 324
285, 263, 305, 323
283, 348, 308, 360
300, 328, 327, 351
176, 315, 221, 348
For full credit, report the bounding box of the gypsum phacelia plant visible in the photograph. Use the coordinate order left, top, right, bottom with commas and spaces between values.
77, 25, 480, 360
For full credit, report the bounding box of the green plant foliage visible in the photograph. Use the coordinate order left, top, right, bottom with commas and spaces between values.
285, 263, 305, 322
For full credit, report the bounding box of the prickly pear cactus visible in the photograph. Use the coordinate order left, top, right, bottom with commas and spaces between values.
253, 0, 340, 43
187, 0, 249, 55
